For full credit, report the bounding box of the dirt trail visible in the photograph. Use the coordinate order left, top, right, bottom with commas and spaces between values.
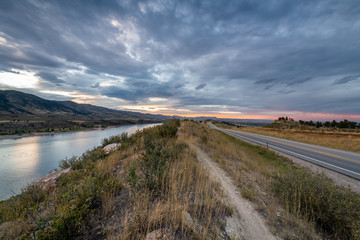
191, 144, 277, 240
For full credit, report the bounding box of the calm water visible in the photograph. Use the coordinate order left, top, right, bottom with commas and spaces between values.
0, 123, 158, 200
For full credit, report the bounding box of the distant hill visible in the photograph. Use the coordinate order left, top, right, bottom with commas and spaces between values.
0, 90, 170, 121
265, 119, 303, 129
265, 117, 360, 131
0, 90, 273, 126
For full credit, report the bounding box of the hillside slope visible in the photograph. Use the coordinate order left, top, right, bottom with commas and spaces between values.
0, 90, 171, 134
0, 90, 169, 120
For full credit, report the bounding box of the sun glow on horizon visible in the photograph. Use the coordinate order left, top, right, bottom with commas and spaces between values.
161, 113, 276, 120
155, 112, 360, 121
113, 103, 360, 121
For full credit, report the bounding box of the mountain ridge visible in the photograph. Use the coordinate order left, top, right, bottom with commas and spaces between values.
0, 90, 273, 126
0, 90, 170, 120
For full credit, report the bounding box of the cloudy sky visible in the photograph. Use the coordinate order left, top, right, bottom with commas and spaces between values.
0, 0, 359, 120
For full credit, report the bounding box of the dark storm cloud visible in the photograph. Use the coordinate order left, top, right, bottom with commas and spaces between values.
0, 0, 359, 116
101, 78, 182, 102
195, 83, 206, 90
36, 72, 64, 85
0, 44, 63, 70
333, 75, 360, 85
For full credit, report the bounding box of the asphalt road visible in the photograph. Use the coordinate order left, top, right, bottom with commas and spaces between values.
208, 123, 360, 180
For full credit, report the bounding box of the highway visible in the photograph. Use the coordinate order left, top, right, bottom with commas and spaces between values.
208, 123, 360, 180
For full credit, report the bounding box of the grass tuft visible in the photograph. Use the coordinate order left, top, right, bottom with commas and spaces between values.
274, 167, 360, 239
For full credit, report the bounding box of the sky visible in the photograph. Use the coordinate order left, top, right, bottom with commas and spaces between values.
0, 0, 359, 121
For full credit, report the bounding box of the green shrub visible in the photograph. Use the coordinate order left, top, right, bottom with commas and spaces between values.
101, 132, 138, 149
139, 137, 172, 191
34, 172, 122, 240
59, 147, 105, 170
126, 161, 138, 190
240, 187, 254, 201
126, 119, 183, 193
273, 168, 360, 239
2, 119, 181, 239
101, 134, 121, 147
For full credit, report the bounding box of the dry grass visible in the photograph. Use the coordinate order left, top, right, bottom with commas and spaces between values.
0, 220, 28, 239
186, 121, 360, 239
92, 121, 233, 239
105, 140, 231, 239
182, 121, 322, 239
3, 120, 357, 239
96, 148, 137, 218
237, 126, 360, 153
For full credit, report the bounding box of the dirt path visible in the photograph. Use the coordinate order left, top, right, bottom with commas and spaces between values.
191, 144, 277, 240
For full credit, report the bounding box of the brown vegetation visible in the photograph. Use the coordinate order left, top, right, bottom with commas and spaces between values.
183, 120, 360, 239
1, 119, 359, 239
238, 126, 360, 153
0, 120, 232, 239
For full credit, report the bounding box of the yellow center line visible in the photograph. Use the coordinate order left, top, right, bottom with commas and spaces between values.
235, 131, 360, 164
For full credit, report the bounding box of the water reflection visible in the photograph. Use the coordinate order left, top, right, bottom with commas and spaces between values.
0, 123, 158, 200
11, 137, 40, 178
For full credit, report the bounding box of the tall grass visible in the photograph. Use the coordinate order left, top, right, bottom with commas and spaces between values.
117, 119, 232, 239
184, 121, 360, 239
118, 144, 231, 239
3, 120, 357, 239
0, 119, 232, 239
274, 168, 360, 239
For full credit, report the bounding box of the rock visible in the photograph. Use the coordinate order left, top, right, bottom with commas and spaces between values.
37, 167, 72, 189
145, 228, 175, 240
181, 211, 204, 234
103, 143, 121, 154
224, 216, 245, 240
182, 211, 195, 227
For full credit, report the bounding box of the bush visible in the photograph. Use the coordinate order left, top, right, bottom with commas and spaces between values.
273, 168, 360, 239
33, 172, 122, 240
0, 184, 47, 224
130, 137, 183, 193
59, 147, 106, 170
126, 119, 183, 193
2, 119, 182, 239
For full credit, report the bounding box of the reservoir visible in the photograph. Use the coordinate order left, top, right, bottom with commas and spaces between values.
0, 123, 158, 200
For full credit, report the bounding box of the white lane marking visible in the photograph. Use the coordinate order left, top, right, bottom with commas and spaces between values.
270, 145, 360, 177
226, 128, 360, 158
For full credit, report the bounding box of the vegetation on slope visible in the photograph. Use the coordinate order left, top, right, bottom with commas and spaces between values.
0, 90, 164, 135
184, 120, 360, 240
0, 118, 156, 136
268, 117, 360, 130
1, 119, 359, 239
0, 120, 231, 239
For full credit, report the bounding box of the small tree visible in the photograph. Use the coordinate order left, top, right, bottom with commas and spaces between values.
349, 121, 357, 129
315, 121, 323, 128
331, 120, 337, 128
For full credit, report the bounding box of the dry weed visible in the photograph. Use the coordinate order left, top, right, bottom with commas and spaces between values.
182, 121, 321, 239
240, 127, 360, 153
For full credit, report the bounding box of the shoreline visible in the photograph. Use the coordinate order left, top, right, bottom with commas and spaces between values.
0, 123, 158, 141
0, 122, 161, 201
